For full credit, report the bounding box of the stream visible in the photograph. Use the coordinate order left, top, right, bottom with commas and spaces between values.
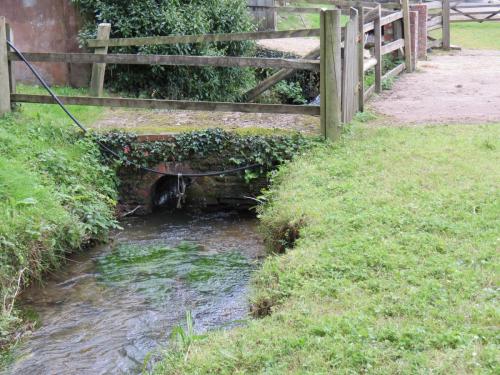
5, 211, 263, 375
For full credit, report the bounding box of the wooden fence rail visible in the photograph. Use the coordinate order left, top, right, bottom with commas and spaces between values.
7, 52, 320, 71
426, 0, 500, 50
86, 28, 322, 48
10, 94, 320, 116
2, 1, 413, 141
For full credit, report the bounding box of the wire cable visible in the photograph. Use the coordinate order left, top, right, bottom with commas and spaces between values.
6, 40, 261, 178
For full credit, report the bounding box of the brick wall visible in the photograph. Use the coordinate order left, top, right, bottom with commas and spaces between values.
409, 10, 419, 69
0, 0, 89, 86
410, 4, 428, 60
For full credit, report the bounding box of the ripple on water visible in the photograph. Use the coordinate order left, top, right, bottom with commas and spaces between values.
6, 211, 263, 375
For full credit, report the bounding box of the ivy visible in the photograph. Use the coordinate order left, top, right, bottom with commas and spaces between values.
95, 129, 319, 176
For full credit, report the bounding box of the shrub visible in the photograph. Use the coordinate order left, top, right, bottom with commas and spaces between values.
73, 0, 257, 101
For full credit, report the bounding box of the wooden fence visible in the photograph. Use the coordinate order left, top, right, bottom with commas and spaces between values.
0, 1, 412, 141
425, 1, 500, 50
248, 0, 404, 29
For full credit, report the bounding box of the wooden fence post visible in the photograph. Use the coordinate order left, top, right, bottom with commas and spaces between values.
6, 23, 15, 95
249, 0, 277, 31
320, 9, 342, 141
402, 0, 413, 72
0, 17, 11, 115
342, 8, 359, 123
356, 5, 364, 112
393, 19, 404, 59
90, 23, 111, 97
442, 0, 451, 50
374, 5, 382, 94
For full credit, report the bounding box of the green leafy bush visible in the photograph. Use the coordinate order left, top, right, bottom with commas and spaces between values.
254, 48, 319, 102
73, 0, 257, 101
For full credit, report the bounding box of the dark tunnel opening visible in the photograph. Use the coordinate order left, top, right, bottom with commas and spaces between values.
151, 175, 192, 210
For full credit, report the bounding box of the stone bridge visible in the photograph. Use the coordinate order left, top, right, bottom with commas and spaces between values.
117, 134, 267, 214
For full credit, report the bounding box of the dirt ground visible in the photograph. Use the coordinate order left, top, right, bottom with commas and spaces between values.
91, 108, 320, 135
257, 38, 319, 56
370, 49, 500, 125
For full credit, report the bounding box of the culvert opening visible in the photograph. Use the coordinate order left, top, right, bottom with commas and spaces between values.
151, 175, 192, 210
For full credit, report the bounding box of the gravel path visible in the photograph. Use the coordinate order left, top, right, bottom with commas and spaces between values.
370, 49, 500, 125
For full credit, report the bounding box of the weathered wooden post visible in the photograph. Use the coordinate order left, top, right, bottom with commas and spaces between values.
320, 9, 342, 141
374, 5, 382, 94
249, 0, 277, 31
90, 23, 111, 97
442, 0, 451, 50
402, 0, 413, 72
393, 19, 404, 58
356, 5, 365, 112
342, 8, 359, 123
6, 23, 15, 96
0, 17, 11, 115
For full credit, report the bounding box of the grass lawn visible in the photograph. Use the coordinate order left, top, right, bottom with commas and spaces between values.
277, 2, 345, 30
155, 123, 500, 373
433, 22, 500, 50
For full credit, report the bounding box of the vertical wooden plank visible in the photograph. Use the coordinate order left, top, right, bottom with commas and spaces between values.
342, 8, 359, 123
442, 0, 451, 50
89, 23, 111, 97
402, 0, 413, 72
5, 23, 15, 95
253, 0, 263, 31
393, 18, 404, 59
356, 5, 364, 112
266, 0, 277, 31
320, 9, 342, 141
320, 11, 326, 138
374, 5, 382, 94
0, 17, 11, 115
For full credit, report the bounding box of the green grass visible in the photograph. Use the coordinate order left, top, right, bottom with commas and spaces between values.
155, 123, 500, 373
432, 22, 500, 50
277, 2, 346, 30
0, 87, 117, 359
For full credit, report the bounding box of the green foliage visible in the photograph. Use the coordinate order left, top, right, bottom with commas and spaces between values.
72, 0, 257, 101
274, 81, 307, 105
254, 48, 319, 102
95, 128, 319, 176
364, 56, 403, 89
0, 96, 118, 351
154, 124, 500, 373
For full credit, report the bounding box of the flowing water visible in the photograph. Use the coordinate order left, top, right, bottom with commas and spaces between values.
5, 211, 263, 375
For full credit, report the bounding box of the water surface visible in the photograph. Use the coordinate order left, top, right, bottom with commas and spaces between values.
6, 211, 263, 374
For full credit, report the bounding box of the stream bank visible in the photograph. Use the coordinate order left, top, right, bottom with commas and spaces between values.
4, 210, 264, 374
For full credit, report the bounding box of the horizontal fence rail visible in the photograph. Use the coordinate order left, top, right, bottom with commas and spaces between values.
285, 0, 402, 10
10, 94, 320, 116
8, 52, 320, 71
86, 28, 321, 48
450, 2, 500, 22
